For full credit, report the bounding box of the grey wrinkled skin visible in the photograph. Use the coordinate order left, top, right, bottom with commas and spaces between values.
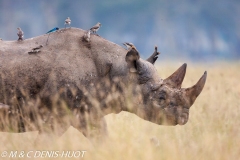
0, 28, 207, 136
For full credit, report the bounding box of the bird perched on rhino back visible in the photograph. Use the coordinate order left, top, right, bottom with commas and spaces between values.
17, 27, 24, 41
90, 22, 101, 35
83, 30, 91, 42
28, 45, 43, 54
64, 17, 71, 29
123, 42, 135, 50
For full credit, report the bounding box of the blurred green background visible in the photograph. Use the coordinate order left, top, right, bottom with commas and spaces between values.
0, 0, 239, 61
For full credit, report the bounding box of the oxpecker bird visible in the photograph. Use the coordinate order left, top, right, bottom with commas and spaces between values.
90, 22, 101, 34
123, 42, 134, 50
83, 30, 91, 42
17, 27, 24, 41
28, 45, 43, 54
46, 27, 59, 45
65, 17, 71, 28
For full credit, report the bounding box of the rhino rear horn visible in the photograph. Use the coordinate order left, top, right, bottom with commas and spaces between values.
183, 71, 207, 105
164, 63, 187, 88
125, 46, 140, 72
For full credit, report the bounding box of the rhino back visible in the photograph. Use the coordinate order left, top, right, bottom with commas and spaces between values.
0, 28, 127, 106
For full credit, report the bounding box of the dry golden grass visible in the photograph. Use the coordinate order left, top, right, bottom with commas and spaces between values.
0, 61, 239, 160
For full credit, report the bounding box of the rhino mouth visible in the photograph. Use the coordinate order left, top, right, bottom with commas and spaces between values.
177, 114, 189, 125
149, 100, 190, 125
165, 113, 189, 125
160, 108, 189, 125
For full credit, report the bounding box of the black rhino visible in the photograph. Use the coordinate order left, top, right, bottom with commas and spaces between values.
0, 28, 207, 136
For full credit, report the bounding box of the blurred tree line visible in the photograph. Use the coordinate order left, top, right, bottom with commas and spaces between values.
0, 0, 239, 61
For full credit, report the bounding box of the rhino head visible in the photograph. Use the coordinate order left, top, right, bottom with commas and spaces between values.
125, 46, 207, 125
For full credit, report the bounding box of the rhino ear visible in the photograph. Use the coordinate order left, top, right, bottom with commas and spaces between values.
164, 63, 187, 88
125, 46, 140, 72
146, 46, 160, 65
183, 71, 207, 105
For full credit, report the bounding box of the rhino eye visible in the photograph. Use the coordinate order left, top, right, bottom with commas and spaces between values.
169, 102, 175, 106
159, 96, 165, 101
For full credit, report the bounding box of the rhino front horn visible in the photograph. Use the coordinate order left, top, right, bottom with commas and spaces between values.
183, 71, 207, 105
164, 63, 187, 88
